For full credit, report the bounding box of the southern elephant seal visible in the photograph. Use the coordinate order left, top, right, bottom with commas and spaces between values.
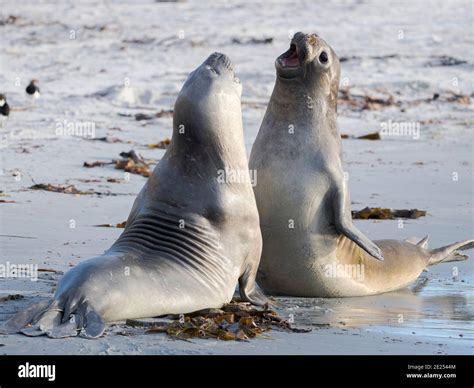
2, 52, 266, 338
249, 32, 473, 297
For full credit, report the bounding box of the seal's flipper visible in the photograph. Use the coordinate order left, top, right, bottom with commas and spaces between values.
239, 243, 272, 306
47, 319, 79, 339
21, 308, 62, 337
332, 185, 384, 261
20, 325, 48, 337
405, 235, 429, 248
0, 300, 51, 335
44, 301, 103, 339
239, 281, 270, 306
0, 298, 104, 339
80, 306, 105, 339
428, 239, 474, 266
239, 272, 270, 306
416, 236, 429, 248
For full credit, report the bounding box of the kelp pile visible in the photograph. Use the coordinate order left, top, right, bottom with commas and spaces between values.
126, 301, 310, 341
352, 207, 427, 220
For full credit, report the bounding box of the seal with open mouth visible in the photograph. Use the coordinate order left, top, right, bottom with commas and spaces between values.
2, 53, 266, 338
249, 32, 473, 297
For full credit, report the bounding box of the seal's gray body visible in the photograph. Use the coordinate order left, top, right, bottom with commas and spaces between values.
3, 53, 265, 338
249, 32, 473, 297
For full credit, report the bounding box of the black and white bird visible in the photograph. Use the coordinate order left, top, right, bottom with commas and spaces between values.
26, 79, 40, 104
0, 94, 10, 116
0, 94, 10, 127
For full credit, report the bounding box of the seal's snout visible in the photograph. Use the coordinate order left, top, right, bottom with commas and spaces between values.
206, 52, 234, 74
278, 32, 318, 69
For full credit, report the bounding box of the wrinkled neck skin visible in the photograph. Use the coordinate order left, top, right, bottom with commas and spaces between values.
169, 115, 249, 175
267, 75, 342, 159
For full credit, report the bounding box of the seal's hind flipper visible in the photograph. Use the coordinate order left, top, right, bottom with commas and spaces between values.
405, 235, 429, 248
428, 239, 474, 266
416, 235, 429, 248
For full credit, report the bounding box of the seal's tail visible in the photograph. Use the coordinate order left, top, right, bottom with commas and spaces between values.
428, 239, 474, 266
0, 298, 105, 339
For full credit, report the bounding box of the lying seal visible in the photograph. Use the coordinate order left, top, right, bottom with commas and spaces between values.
249, 32, 473, 297
2, 52, 266, 338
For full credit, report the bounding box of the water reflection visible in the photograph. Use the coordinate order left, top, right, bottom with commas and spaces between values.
274, 275, 473, 339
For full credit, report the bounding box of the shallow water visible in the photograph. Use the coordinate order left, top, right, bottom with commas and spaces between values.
279, 273, 473, 341
0, 0, 473, 354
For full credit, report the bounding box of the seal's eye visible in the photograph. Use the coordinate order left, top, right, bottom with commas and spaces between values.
319, 51, 328, 64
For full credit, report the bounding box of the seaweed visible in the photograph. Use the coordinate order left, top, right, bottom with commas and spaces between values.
30, 183, 89, 195
148, 138, 171, 149
139, 301, 310, 341
94, 221, 127, 228
84, 150, 153, 177
352, 207, 427, 220
340, 132, 381, 140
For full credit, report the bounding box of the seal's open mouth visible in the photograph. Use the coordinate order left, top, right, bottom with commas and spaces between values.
279, 44, 299, 68
276, 42, 306, 79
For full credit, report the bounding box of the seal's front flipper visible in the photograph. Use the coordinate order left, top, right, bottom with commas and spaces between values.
0, 300, 51, 335
239, 278, 269, 306
80, 305, 105, 339
47, 319, 79, 339
239, 248, 271, 306
332, 184, 384, 261
0, 298, 105, 339
21, 305, 62, 337
45, 301, 104, 339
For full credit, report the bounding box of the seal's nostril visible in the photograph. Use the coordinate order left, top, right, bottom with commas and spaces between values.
308, 34, 317, 45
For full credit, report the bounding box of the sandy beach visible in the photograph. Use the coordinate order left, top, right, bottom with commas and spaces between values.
0, 0, 472, 355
